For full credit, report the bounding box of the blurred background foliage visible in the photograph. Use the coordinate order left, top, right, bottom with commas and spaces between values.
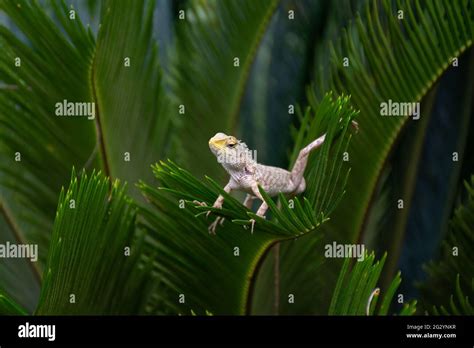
0, 0, 473, 315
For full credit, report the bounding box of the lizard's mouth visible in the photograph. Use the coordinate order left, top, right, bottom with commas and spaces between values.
208, 137, 226, 152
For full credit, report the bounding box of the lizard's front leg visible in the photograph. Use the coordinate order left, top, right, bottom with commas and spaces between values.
207, 181, 234, 234
247, 183, 268, 234
208, 181, 234, 214
243, 194, 255, 209
256, 201, 269, 216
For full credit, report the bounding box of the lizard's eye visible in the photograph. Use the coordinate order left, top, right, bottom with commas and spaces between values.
227, 142, 236, 148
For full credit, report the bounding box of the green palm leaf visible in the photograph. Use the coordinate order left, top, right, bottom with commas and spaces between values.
170, 0, 279, 178
36, 170, 153, 314
0, 90, 356, 315
0, 0, 172, 303
431, 275, 473, 315
0, 0, 97, 267
420, 176, 474, 315
319, 0, 473, 248
263, 0, 474, 314
329, 252, 416, 315
0, 208, 40, 312
1, 0, 467, 319
138, 93, 357, 314
0, 288, 27, 315
93, 0, 173, 192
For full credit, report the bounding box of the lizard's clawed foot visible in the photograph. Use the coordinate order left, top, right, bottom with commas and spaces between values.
207, 200, 223, 218
244, 219, 256, 234
192, 200, 213, 218
244, 215, 266, 234
193, 200, 207, 207
208, 216, 225, 235
250, 218, 256, 234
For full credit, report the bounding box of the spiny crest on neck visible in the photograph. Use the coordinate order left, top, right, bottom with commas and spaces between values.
208, 132, 256, 169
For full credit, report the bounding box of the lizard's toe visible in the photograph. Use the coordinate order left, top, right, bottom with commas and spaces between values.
212, 202, 223, 209
249, 219, 256, 234
208, 222, 217, 235
193, 200, 207, 207
208, 217, 222, 235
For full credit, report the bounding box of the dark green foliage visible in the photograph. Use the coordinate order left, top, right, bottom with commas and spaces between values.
0, 0, 473, 317
329, 252, 416, 315
420, 177, 474, 315
269, 0, 474, 314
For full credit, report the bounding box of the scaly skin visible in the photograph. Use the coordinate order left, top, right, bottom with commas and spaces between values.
200, 131, 328, 234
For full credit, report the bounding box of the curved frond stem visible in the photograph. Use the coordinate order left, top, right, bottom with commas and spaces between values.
0, 203, 41, 284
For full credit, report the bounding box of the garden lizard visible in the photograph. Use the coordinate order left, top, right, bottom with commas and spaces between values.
199, 122, 358, 234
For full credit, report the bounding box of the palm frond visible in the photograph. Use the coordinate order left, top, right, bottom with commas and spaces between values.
0, 205, 40, 312
265, 0, 474, 313
420, 176, 474, 314
0, 0, 97, 268
329, 252, 416, 315
250, 91, 358, 314
251, 231, 326, 314
0, 289, 27, 315
137, 93, 356, 314
0, 0, 172, 284
316, 0, 473, 243
93, 0, 173, 193
138, 166, 277, 314
170, 0, 279, 178
36, 170, 153, 314
431, 275, 473, 315
0, 0, 469, 318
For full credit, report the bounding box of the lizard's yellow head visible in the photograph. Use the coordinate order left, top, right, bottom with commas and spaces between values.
209, 132, 251, 169
209, 132, 238, 154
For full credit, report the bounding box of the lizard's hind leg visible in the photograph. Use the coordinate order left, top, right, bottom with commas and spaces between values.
290, 133, 326, 190
246, 201, 268, 234
243, 194, 255, 209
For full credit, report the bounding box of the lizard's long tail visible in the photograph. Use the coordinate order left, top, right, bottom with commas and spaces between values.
290, 133, 326, 189
290, 120, 358, 191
